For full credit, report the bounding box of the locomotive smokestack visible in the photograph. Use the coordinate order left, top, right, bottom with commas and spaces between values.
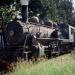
20, 0, 29, 23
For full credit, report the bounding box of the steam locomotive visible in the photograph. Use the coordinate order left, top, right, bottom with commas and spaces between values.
0, 18, 75, 61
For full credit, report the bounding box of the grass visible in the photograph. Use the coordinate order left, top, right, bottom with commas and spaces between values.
6, 54, 75, 75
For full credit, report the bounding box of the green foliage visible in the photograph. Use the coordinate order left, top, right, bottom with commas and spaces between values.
29, 0, 42, 13
0, 0, 73, 24
0, 0, 18, 4
0, 5, 16, 23
58, 0, 73, 23
29, 0, 73, 23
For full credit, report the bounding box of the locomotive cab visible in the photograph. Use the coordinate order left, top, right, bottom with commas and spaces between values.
69, 25, 75, 43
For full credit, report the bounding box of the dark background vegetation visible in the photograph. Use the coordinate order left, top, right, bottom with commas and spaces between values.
0, 0, 75, 26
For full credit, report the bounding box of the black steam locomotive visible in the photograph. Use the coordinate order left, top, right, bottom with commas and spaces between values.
0, 17, 75, 61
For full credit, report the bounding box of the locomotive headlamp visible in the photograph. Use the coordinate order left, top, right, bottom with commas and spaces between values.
33, 35, 37, 39
9, 30, 14, 36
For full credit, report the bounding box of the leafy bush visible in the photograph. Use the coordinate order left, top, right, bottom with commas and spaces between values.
0, 4, 17, 23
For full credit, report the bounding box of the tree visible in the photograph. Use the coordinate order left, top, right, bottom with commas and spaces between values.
0, 0, 73, 24
29, 0, 73, 23
58, 0, 73, 23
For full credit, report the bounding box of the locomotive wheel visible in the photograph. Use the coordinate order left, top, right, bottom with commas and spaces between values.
31, 45, 39, 59
5, 21, 23, 46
